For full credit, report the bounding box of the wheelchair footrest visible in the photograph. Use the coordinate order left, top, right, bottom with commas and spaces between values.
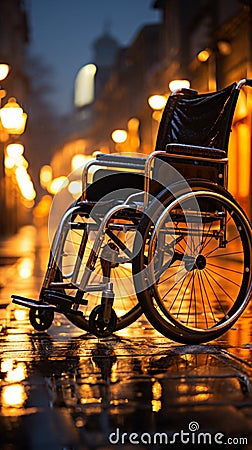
44, 291, 88, 312
65, 309, 84, 317
11, 295, 55, 310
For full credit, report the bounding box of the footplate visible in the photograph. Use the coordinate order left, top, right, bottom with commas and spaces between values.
11, 295, 55, 309
44, 290, 88, 308
11, 294, 84, 317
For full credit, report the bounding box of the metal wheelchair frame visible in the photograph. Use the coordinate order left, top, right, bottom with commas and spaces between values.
12, 79, 252, 343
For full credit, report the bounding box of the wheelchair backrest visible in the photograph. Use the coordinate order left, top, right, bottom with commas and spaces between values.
155, 82, 239, 154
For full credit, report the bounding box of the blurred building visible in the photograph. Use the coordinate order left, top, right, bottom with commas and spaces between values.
49, 23, 161, 182
68, 29, 120, 138
0, 0, 31, 235
0, 0, 29, 104
48, 0, 251, 219
153, 0, 252, 216
51, 28, 122, 181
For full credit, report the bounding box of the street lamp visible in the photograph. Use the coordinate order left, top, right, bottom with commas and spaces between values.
169, 79, 190, 92
111, 129, 128, 144
0, 64, 10, 82
4, 143, 28, 171
111, 129, 128, 152
0, 94, 33, 234
0, 97, 27, 135
6, 142, 24, 158
148, 94, 167, 148
71, 154, 90, 173
0, 63, 10, 138
40, 165, 53, 190
197, 41, 232, 92
148, 94, 167, 110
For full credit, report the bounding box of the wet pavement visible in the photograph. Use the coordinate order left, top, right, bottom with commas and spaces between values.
0, 225, 252, 449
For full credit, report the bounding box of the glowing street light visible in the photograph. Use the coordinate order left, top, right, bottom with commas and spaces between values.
0, 97, 27, 135
148, 94, 166, 111
169, 79, 190, 92
5, 143, 25, 170
6, 142, 24, 158
111, 129, 128, 144
71, 154, 88, 172
0, 69, 35, 231
0, 64, 10, 81
15, 166, 36, 201
48, 176, 69, 195
148, 94, 167, 149
197, 48, 212, 63
68, 180, 82, 198
40, 165, 53, 189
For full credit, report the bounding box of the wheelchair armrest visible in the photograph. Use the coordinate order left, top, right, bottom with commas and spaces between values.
166, 143, 226, 159
143, 145, 228, 206
81, 153, 146, 200
95, 153, 146, 168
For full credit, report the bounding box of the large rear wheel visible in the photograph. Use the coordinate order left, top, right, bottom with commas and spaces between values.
133, 184, 251, 344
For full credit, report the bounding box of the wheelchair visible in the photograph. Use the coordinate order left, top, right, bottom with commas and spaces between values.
12, 78, 252, 344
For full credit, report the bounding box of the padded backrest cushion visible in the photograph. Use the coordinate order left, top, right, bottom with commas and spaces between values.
155, 83, 238, 154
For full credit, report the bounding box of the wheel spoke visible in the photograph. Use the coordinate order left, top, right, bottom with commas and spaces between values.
203, 267, 235, 304
205, 266, 241, 287
207, 262, 243, 275
175, 271, 194, 320
197, 271, 209, 328
187, 271, 196, 326
167, 269, 189, 312
207, 251, 243, 258
156, 262, 183, 284
200, 221, 213, 251
201, 270, 227, 321
205, 234, 241, 258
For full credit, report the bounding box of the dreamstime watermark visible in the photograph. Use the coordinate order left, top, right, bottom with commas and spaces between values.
108, 421, 248, 446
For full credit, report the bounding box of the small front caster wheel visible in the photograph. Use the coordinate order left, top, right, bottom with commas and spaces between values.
89, 305, 117, 337
29, 307, 54, 331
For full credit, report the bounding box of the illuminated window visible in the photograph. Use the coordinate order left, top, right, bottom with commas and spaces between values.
237, 123, 250, 198
228, 90, 250, 216
228, 120, 250, 215
74, 64, 97, 107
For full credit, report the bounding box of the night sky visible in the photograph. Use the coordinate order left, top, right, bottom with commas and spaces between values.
28, 0, 160, 115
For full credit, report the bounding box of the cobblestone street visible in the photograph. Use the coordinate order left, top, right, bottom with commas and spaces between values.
0, 225, 252, 449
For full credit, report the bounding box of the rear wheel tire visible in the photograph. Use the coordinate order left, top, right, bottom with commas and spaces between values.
133, 183, 251, 344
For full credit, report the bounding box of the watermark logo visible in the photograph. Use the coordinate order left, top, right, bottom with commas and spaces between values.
108, 422, 248, 446
188, 421, 199, 432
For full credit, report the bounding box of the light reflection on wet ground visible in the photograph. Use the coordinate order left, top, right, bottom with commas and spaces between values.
0, 226, 252, 449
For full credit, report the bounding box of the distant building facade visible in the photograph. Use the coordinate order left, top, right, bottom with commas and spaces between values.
152, 0, 251, 216
0, 0, 29, 105
69, 29, 120, 138
0, 0, 30, 235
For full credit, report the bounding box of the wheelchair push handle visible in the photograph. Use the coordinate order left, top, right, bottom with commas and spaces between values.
237, 78, 252, 89
245, 78, 252, 87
